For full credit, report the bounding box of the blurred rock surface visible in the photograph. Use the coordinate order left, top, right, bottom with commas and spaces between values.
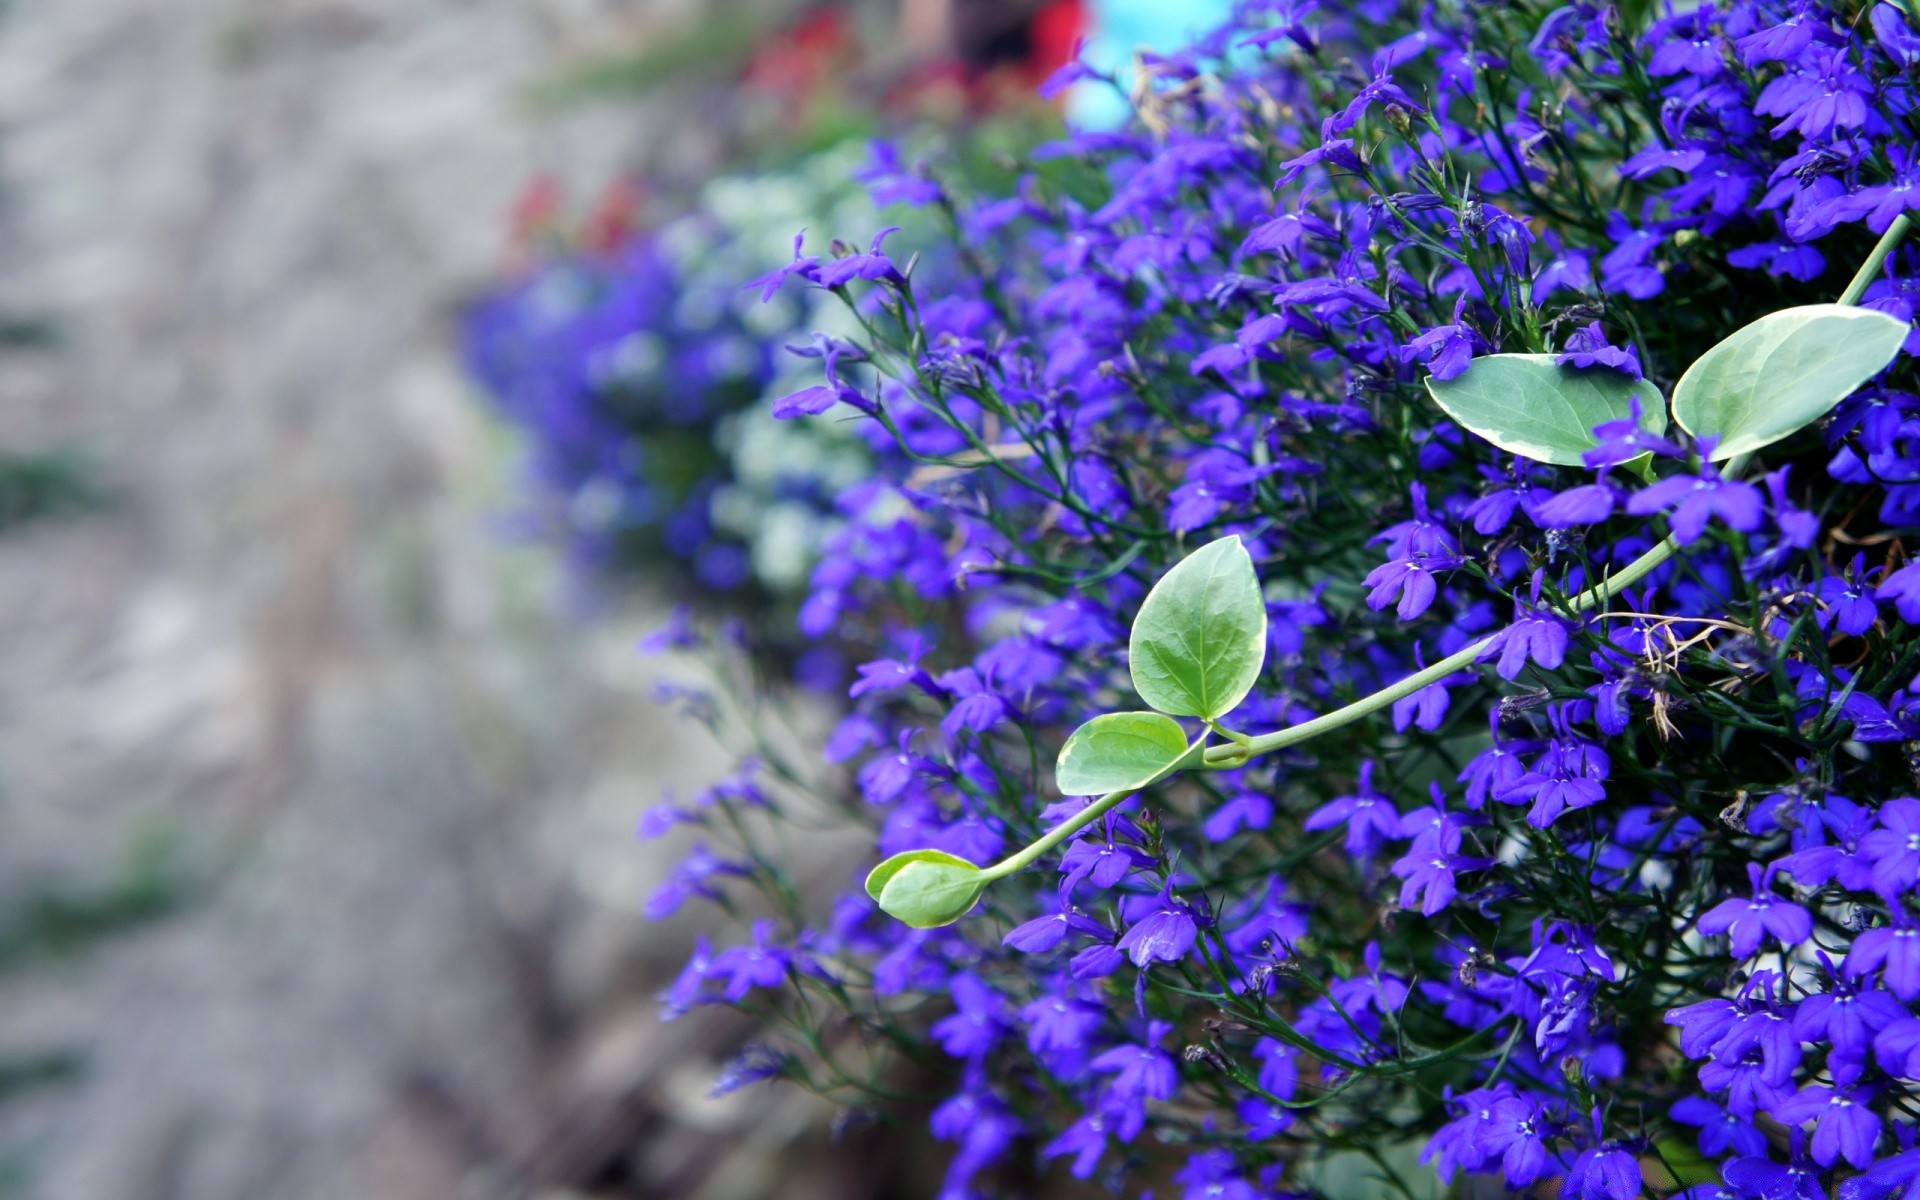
0, 2, 872, 1197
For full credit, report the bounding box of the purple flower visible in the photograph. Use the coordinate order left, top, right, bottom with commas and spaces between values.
1392, 667, 1469, 732
1116, 888, 1201, 967
710, 920, 791, 1001
1672, 1096, 1768, 1158
1564, 1144, 1642, 1200
1478, 605, 1571, 680
1876, 562, 1920, 624
646, 843, 748, 918
1390, 819, 1490, 915
1770, 1084, 1882, 1168
1533, 482, 1618, 528
814, 226, 906, 288
1401, 322, 1481, 380
1583, 396, 1684, 469
1364, 557, 1444, 618
743, 230, 821, 301
1860, 798, 1920, 895
1626, 467, 1766, 545
1792, 974, 1905, 1069
1022, 993, 1103, 1057
1004, 904, 1113, 953
1305, 762, 1404, 857
1496, 737, 1610, 828
1557, 322, 1642, 377
1041, 1113, 1109, 1179
1843, 146, 1920, 233
1204, 791, 1274, 840
931, 973, 1013, 1060
1874, 1, 1920, 65
1697, 864, 1812, 958
1060, 815, 1155, 891
1755, 49, 1874, 140
1088, 1022, 1180, 1108
1816, 558, 1880, 635
1846, 920, 1920, 999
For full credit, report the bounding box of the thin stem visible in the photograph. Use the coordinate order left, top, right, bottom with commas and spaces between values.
1839, 214, 1911, 307
983, 783, 1140, 879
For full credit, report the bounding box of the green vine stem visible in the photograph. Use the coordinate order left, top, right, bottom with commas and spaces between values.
976, 215, 1912, 887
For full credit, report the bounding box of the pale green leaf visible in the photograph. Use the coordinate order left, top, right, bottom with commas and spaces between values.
1424, 353, 1666, 466
1129, 535, 1267, 719
865, 847, 977, 900
1055, 711, 1202, 796
1671, 304, 1909, 461
872, 852, 986, 928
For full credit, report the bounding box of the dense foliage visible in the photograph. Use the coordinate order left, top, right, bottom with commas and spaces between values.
644, 0, 1920, 1196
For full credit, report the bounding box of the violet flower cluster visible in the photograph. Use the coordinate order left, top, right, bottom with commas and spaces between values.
465, 233, 778, 592
649, 1, 1920, 1196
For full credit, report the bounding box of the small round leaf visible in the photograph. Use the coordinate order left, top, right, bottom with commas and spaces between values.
1424, 354, 1666, 466
865, 847, 977, 900
872, 852, 986, 928
1670, 304, 1909, 461
1056, 711, 1199, 796
1129, 535, 1267, 720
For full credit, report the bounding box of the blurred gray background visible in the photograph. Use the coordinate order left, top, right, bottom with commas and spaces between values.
0, 2, 879, 1197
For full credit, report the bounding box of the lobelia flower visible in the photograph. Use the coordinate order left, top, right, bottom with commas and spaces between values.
1671, 1096, 1769, 1158
1115, 887, 1201, 967
1557, 321, 1642, 376
1718, 1135, 1830, 1200
1059, 814, 1155, 891
931, 973, 1013, 1060
1697, 864, 1813, 958
1790, 966, 1906, 1079
1304, 761, 1405, 857
1495, 734, 1610, 828
710, 920, 792, 1002
1390, 814, 1491, 916
1003, 902, 1113, 953
1625, 460, 1766, 545
1770, 1083, 1883, 1169
1846, 917, 1920, 999
1583, 396, 1684, 469
1816, 555, 1880, 634
1876, 561, 1920, 623
1860, 797, 1920, 896
1532, 481, 1619, 529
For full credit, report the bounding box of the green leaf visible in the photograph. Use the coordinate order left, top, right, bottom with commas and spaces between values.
1670, 304, 1909, 461
1055, 712, 1202, 796
869, 851, 986, 928
1424, 354, 1666, 466
865, 847, 974, 900
1129, 535, 1267, 720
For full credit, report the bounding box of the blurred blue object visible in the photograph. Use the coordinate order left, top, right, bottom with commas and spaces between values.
1066, 0, 1239, 128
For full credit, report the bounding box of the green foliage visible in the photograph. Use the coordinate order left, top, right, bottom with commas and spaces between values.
0, 449, 95, 534
1127, 535, 1267, 720
523, 11, 771, 110
0, 831, 190, 973
1423, 354, 1665, 466
867, 850, 985, 928
1670, 303, 1909, 460
1054, 712, 1198, 797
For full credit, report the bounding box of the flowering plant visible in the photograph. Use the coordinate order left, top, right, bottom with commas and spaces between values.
649, 0, 1920, 1196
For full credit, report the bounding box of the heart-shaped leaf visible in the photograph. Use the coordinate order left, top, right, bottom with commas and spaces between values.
1056, 711, 1202, 796
1670, 304, 1909, 461
1424, 354, 1666, 466
869, 851, 986, 928
1130, 535, 1267, 720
